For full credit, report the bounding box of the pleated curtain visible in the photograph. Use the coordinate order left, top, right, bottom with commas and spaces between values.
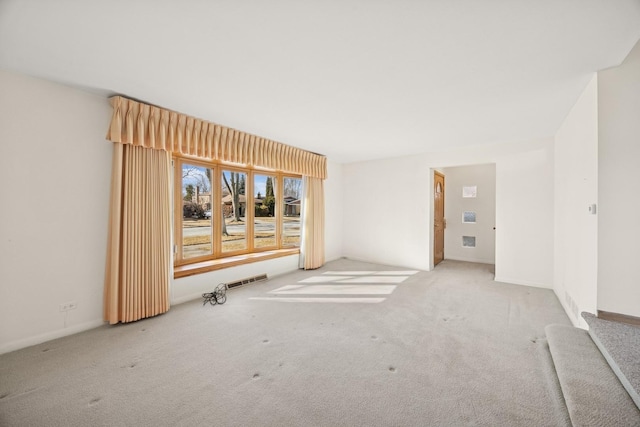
106, 96, 327, 179
299, 176, 325, 270
104, 143, 172, 324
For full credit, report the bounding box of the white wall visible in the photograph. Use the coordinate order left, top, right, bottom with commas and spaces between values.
443, 164, 496, 264
553, 74, 598, 327
0, 70, 112, 353
0, 71, 344, 353
342, 155, 432, 270
493, 143, 555, 287
343, 138, 555, 288
598, 39, 640, 318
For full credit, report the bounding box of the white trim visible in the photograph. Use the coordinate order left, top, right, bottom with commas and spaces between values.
444, 256, 495, 265
172, 291, 208, 306
493, 276, 552, 289
0, 319, 104, 355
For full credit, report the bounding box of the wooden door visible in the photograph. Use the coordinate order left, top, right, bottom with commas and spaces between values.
434, 172, 445, 266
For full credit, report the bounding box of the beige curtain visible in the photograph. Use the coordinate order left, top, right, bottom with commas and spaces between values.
104, 144, 172, 324
299, 176, 325, 270
106, 96, 327, 179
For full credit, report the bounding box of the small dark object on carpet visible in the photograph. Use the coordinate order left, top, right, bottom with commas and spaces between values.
203, 284, 227, 305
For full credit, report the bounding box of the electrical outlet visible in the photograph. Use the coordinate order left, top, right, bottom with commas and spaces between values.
59, 301, 78, 312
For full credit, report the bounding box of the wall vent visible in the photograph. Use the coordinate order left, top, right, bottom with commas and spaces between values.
226, 274, 268, 290
565, 291, 579, 320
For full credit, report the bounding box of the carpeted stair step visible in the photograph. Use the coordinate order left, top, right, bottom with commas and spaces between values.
582, 312, 640, 411
545, 324, 640, 427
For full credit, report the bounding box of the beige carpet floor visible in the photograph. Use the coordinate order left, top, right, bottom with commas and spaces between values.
0, 259, 572, 426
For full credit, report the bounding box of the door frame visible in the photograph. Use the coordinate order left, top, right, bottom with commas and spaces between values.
430, 163, 497, 273
433, 171, 445, 267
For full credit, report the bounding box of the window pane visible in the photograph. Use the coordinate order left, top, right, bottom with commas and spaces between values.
462, 236, 476, 247
282, 177, 302, 247
462, 186, 477, 198
182, 163, 212, 259
463, 211, 476, 223
254, 174, 276, 248
221, 170, 247, 252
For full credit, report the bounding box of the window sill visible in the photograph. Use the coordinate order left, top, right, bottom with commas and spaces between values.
173, 248, 300, 279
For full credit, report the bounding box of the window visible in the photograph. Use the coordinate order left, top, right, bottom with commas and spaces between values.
174, 157, 301, 267
282, 176, 302, 247
462, 211, 476, 223
221, 169, 247, 253
462, 186, 477, 198
462, 236, 476, 248
181, 162, 213, 259
254, 174, 276, 249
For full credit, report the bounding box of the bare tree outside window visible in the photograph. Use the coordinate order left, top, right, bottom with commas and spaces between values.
181, 163, 212, 259
221, 170, 247, 252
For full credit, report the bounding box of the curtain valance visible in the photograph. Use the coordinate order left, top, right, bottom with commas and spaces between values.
106, 96, 327, 179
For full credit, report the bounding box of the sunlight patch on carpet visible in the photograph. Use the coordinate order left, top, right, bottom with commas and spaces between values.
337, 276, 406, 283
300, 275, 406, 284
299, 276, 354, 283
270, 284, 397, 295
373, 270, 419, 276
322, 271, 375, 275
249, 297, 386, 303
254, 270, 416, 304
322, 270, 419, 276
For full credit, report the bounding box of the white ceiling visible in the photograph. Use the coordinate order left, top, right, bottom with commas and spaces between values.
1, 1, 639, 163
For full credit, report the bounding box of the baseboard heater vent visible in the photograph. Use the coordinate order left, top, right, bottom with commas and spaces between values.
226, 274, 268, 290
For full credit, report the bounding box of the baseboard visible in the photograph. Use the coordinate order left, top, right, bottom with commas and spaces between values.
341, 255, 428, 271
443, 256, 495, 265
555, 293, 585, 328
324, 255, 345, 263
598, 310, 640, 327
0, 318, 105, 355
493, 276, 552, 289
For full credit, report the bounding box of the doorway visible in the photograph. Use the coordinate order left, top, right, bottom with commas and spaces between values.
440, 163, 496, 266
433, 171, 445, 266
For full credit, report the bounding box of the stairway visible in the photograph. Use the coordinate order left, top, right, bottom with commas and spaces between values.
545, 314, 640, 426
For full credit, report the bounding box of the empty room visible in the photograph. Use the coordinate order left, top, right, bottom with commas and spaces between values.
1, 1, 640, 426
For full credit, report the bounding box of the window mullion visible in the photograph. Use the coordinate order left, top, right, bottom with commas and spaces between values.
275, 174, 283, 249
213, 167, 222, 256
246, 171, 255, 251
